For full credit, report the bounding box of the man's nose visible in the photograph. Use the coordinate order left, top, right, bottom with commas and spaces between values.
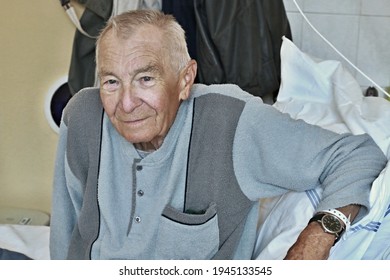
120, 85, 141, 112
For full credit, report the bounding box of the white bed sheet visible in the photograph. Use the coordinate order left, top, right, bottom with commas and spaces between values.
0, 224, 50, 260
254, 37, 390, 260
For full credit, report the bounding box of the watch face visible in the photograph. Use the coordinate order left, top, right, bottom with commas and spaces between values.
322, 214, 343, 234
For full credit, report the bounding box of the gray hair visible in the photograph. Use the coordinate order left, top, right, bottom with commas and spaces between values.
95, 10, 191, 73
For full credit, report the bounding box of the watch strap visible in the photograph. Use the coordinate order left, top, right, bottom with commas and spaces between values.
308, 213, 325, 225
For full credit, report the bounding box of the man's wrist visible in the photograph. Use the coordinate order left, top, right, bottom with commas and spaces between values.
303, 221, 335, 248
308, 208, 351, 245
318, 208, 351, 231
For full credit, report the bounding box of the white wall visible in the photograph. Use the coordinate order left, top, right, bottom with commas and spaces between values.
283, 0, 390, 95
0, 1, 83, 214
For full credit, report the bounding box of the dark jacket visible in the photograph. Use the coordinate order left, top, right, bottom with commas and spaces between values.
194, 0, 292, 103
67, 0, 112, 95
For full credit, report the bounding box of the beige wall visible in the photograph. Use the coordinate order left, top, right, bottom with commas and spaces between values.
0, 1, 83, 214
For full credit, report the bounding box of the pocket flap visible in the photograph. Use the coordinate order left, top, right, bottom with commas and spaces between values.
161, 202, 217, 226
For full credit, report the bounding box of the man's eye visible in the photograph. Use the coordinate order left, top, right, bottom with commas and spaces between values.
107, 79, 118, 85
141, 76, 153, 82
102, 79, 119, 91
139, 76, 156, 87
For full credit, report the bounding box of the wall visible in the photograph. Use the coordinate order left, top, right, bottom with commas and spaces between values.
0, 1, 83, 214
283, 0, 390, 95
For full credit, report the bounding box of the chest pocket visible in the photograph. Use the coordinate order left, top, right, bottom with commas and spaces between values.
154, 202, 219, 259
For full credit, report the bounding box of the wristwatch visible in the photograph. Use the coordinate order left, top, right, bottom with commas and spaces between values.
308, 212, 346, 245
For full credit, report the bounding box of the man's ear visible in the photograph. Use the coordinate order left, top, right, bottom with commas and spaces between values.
179, 60, 197, 101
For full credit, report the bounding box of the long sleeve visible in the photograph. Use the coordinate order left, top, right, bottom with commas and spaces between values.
234, 98, 387, 219
49, 123, 83, 259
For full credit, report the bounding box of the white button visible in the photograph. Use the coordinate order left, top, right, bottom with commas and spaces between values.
135, 216, 141, 223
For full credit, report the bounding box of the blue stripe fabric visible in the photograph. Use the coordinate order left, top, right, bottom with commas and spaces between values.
305, 189, 321, 209
384, 204, 390, 218
351, 222, 381, 233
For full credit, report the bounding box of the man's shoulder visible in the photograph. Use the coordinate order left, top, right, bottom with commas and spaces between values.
66, 87, 101, 110
190, 83, 255, 103
62, 87, 102, 125
189, 84, 267, 116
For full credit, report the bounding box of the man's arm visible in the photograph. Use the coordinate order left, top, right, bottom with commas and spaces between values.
233, 100, 387, 259
284, 205, 359, 259
49, 123, 82, 259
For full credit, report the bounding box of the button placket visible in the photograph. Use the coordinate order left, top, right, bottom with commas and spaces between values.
136, 165, 145, 197
135, 164, 144, 224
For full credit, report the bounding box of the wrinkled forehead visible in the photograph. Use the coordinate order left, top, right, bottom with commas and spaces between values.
97, 25, 168, 60
96, 25, 174, 75
102, 24, 164, 48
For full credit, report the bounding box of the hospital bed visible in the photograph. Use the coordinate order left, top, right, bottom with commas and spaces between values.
1, 38, 389, 260
0, 207, 50, 259
255, 37, 390, 260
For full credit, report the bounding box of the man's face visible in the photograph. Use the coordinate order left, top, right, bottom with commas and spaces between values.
97, 26, 187, 150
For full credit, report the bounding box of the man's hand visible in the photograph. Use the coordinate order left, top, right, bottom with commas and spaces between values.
284, 221, 334, 259
284, 205, 360, 260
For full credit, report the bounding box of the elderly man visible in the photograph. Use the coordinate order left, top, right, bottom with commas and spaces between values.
50, 10, 387, 260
